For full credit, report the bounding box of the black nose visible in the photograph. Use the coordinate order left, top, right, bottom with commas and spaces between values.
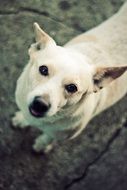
29, 96, 50, 118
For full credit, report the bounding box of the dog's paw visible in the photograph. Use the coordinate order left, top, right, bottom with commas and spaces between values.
32, 134, 53, 153
33, 142, 53, 154
12, 111, 28, 128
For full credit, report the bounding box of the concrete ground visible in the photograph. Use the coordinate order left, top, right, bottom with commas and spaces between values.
0, 0, 127, 190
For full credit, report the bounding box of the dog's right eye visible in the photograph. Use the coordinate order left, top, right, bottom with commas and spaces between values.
39, 65, 48, 76
65, 84, 78, 93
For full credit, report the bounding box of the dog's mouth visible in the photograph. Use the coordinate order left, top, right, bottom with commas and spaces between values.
29, 97, 50, 118
29, 106, 44, 118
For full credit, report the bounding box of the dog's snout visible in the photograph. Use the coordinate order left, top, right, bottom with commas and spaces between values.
29, 96, 50, 118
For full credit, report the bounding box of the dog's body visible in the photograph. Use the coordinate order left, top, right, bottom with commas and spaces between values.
13, 3, 127, 152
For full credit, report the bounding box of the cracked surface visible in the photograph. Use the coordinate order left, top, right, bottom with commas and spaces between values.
0, 0, 127, 190
65, 127, 122, 189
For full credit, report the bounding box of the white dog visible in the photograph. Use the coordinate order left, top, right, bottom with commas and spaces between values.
13, 3, 127, 152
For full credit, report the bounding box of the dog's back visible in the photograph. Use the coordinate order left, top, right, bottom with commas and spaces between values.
67, 2, 127, 66
88, 2, 127, 66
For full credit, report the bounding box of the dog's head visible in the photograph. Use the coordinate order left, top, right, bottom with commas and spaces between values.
20, 23, 127, 119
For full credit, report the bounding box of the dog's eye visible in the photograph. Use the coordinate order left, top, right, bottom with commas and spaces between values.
39, 65, 48, 76
65, 84, 77, 93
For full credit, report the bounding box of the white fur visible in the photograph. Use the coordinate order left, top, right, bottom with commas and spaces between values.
13, 3, 127, 152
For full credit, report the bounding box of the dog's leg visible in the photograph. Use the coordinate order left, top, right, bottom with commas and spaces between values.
12, 111, 29, 128
33, 133, 53, 153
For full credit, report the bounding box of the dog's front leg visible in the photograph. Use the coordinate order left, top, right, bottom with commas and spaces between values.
33, 133, 54, 153
12, 111, 29, 128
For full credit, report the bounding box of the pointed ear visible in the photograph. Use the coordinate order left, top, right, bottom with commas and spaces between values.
28, 22, 56, 55
93, 66, 127, 92
33, 22, 55, 48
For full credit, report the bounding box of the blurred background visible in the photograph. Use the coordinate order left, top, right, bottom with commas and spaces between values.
0, 0, 127, 190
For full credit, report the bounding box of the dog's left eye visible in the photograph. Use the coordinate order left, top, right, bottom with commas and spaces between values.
65, 84, 78, 93
39, 65, 48, 76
